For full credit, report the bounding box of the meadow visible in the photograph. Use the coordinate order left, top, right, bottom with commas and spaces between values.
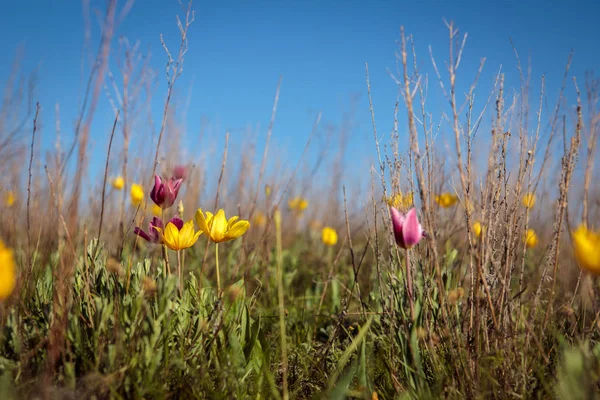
0, 3, 599, 399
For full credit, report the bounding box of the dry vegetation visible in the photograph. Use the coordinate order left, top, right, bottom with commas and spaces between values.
0, 2, 599, 399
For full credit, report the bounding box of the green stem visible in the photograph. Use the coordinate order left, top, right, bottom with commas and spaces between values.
177, 250, 182, 295
406, 248, 415, 321
215, 242, 221, 295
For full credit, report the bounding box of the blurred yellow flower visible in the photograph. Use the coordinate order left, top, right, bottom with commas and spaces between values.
112, 176, 125, 190
321, 226, 338, 246
524, 229, 538, 248
151, 204, 162, 216
130, 184, 144, 206
386, 192, 413, 211
5, 191, 15, 207
572, 225, 600, 275
0, 240, 16, 300
195, 209, 250, 243
522, 192, 536, 209
253, 211, 267, 227
288, 197, 308, 213
265, 185, 272, 197
177, 200, 185, 217
155, 220, 201, 251
435, 193, 459, 208
472, 221, 483, 237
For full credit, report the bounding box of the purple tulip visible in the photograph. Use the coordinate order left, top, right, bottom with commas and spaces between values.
390, 207, 427, 249
150, 174, 183, 209
134, 216, 183, 243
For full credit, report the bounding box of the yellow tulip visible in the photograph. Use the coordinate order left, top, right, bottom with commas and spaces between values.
288, 197, 308, 213
5, 191, 15, 207
112, 176, 125, 190
195, 209, 250, 243
151, 204, 162, 217
265, 185, 272, 197
435, 193, 459, 208
524, 229, 538, 248
386, 192, 413, 211
130, 184, 144, 206
155, 220, 201, 251
321, 227, 338, 246
572, 225, 600, 275
0, 240, 16, 300
472, 221, 483, 237
522, 192, 536, 209
253, 211, 267, 227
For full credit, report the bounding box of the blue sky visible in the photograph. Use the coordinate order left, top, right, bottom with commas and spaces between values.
1, 0, 598, 196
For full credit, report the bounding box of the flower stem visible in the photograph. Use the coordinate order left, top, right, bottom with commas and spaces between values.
161, 208, 171, 276
177, 250, 182, 295
405, 248, 415, 321
162, 244, 171, 276
215, 242, 221, 295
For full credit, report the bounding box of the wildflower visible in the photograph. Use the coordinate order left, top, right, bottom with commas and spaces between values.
522, 192, 536, 209
472, 221, 483, 237
572, 225, 600, 275
321, 227, 338, 246
288, 197, 308, 213
112, 176, 125, 190
5, 191, 15, 207
173, 165, 187, 181
390, 207, 427, 249
150, 175, 182, 209
386, 192, 413, 211
134, 216, 177, 244
524, 229, 538, 248
0, 240, 16, 300
265, 185, 272, 197
154, 219, 201, 251
130, 184, 144, 206
151, 204, 162, 216
435, 193, 459, 208
195, 209, 250, 243
253, 211, 267, 227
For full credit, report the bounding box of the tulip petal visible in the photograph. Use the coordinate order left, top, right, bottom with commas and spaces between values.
401, 208, 424, 248
210, 209, 228, 242
134, 227, 152, 242
390, 207, 407, 248
169, 217, 184, 231
227, 216, 239, 226
195, 209, 210, 236
225, 220, 250, 241
163, 222, 181, 250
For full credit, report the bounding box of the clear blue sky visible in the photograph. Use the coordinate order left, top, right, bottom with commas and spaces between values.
1, 0, 598, 195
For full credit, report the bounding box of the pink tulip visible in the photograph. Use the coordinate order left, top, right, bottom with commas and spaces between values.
390, 207, 427, 249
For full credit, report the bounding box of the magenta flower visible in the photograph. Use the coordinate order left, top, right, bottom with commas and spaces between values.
134, 216, 183, 243
150, 175, 183, 209
390, 207, 427, 249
